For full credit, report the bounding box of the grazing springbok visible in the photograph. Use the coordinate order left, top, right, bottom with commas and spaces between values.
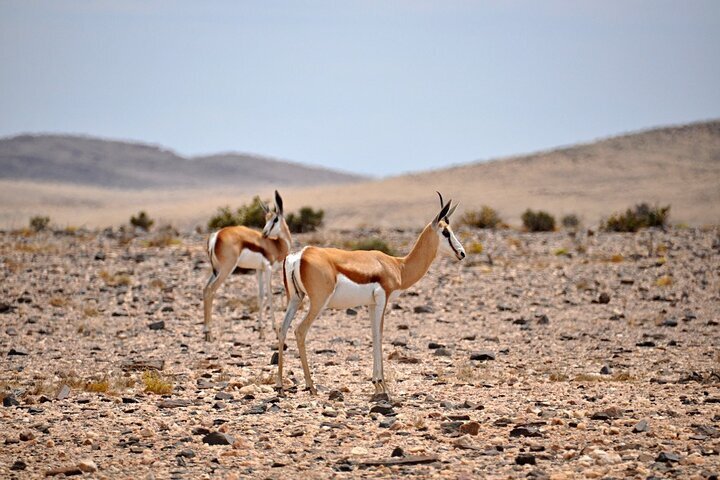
203, 191, 292, 341
276, 193, 465, 397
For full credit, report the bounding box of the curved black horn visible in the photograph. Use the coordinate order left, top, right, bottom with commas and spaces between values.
274, 190, 284, 214
436, 191, 445, 208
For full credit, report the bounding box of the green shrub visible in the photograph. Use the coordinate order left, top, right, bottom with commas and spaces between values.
130, 211, 154, 232
602, 203, 670, 232
561, 214, 580, 230
29, 215, 50, 232
459, 206, 502, 229
522, 209, 556, 232
286, 207, 324, 233
345, 238, 394, 255
208, 196, 268, 230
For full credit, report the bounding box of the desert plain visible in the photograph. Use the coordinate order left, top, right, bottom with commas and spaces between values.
1, 223, 719, 479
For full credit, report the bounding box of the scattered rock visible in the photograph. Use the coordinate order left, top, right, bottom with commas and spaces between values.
20, 431, 35, 441
470, 351, 495, 361
515, 453, 536, 465
158, 399, 192, 408
391, 447, 404, 457
45, 466, 83, 477
590, 407, 622, 420
434, 347, 452, 357
346, 308, 357, 316
358, 455, 439, 467
414, 305, 433, 314
633, 419, 649, 433
428, 342, 445, 349
7, 348, 28, 356
215, 392, 233, 401
270, 352, 279, 365
148, 320, 165, 330
597, 292, 611, 304
3, 395, 20, 407
655, 451, 680, 463
600, 365, 612, 375
202, 432, 235, 446
10, 460, 27, 471
369, 402, 394, 415
328, 390, 344, 401
459, 421, 480, 436
509, 426, 542, 438
77, 459, 98, 473
56, 384, 71, 401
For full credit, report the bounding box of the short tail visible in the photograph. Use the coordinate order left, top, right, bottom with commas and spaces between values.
207, 231, 219, 276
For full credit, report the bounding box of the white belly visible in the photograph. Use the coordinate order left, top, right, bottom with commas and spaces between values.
236, 249, 268, 270
327, 274, 379, 309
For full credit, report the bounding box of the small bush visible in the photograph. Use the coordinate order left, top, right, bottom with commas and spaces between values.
29, 215, 50, 232
467, 242, 483, 255
144, 225, 180, 248
459, 206, 502, 229
561, 214, 580, 230
602, 203, 670, 232
208, 196, 268, 230
130, 211, 154, 232
84, 379, 109, 393
346, 238, 394, 255
286, 206, 324, 233
522, 209, 556, 232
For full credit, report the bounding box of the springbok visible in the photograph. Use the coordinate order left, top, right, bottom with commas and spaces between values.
276, 193, 465, 397
203, 191, 292, 341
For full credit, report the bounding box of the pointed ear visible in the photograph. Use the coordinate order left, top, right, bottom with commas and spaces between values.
446, 203, 459, 221
434, 201, 451, 226
274, 190, 284, 215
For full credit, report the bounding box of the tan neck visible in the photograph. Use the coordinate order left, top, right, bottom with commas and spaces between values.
263, 219, 292, 262
398, 223, 438, 290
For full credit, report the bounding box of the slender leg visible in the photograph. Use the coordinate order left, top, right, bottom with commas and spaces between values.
295, 299, 327, 395
256, 268, 265, 339
265, 264, 276, 337
276, 295, 303, 392
370, 289, 388, 394
202, 263, 234, 342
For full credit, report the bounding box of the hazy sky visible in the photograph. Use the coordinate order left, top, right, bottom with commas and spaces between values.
1, 1, 719, 176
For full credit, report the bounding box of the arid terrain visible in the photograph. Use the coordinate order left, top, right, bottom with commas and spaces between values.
1, 225, 719, 479
1, 120, 719, 229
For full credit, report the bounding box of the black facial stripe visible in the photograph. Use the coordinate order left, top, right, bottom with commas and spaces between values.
442, 228, 450, 238
445, 231, 460, 257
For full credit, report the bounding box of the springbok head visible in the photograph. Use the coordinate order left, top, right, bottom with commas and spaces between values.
433, 192, 465, 261
261, 190, 285, 238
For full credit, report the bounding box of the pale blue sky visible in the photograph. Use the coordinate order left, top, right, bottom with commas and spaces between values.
1, 1, 719, 176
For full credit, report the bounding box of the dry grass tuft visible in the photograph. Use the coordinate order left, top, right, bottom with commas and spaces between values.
142, 370, 173, 395
467, 242, 483, 255
85, 379, 110, 393
656, 275, 673, 287
99, 270, 132, 287
49, 296, 69, 308
609, 254, 624, 263
149, 278, 165, 290
573, 372, 635, 382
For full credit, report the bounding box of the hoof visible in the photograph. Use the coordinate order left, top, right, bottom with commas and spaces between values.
204, 332, 213, 342
303, 386, 317, 396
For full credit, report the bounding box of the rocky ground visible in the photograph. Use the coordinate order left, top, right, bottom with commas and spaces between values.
1, 226, 719, 479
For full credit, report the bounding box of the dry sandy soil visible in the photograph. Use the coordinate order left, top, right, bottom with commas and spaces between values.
1, 225, 719, 479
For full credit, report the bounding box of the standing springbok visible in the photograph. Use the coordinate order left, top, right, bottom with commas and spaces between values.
203, 191, 292, 341
276, 193, 465, 397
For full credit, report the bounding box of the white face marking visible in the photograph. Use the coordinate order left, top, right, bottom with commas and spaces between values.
236, 249, 268, 270
327, 274, 380, 309
262, 213, 282, 238
437, 223, 466, 260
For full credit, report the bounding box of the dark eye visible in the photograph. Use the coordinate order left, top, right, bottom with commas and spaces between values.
442, 228, 450, 238
273, 218, 278, 224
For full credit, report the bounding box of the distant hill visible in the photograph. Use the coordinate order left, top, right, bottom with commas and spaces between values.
0, 121, 718, 228
0, 134, 365, 189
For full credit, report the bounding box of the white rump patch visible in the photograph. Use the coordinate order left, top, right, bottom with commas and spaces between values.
237, 249, 268, 270
327, 274, 380, 309
284, 247, 307, 297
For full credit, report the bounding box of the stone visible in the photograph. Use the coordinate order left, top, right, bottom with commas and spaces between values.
202, 432, 235, 446
10, 460, 27, 471
434, 347, 452, 357
358, 455, 439, 467
328, 390, 344, 401
509, 426, 542, 438
148, 321, 165, 330
158, 399, 192, 408
45, 466, 83, 476
3, 395, 20, 407
633, 419, 649, 433
215, 392, 233, 401
270, 352, 279, 365
460, 421, 480, 436
8, 348, 28, 356
428, 342, 445, 349
597, 292, 611, 304
515, 453, 536, 465
351, 446, 368, 455
655, 451, 680, 463
177, 449, 195, 458
20, 431, 35, 441
470, 351, 495, 361
391, 447, 404, 457
590, 407, 622, 420
369, 403, 394, 415
600, 365, 612, 375
346, 308, 357, 316
414, 305, 433, 314
56, 384, 71, 401
77, 459, 98, 473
